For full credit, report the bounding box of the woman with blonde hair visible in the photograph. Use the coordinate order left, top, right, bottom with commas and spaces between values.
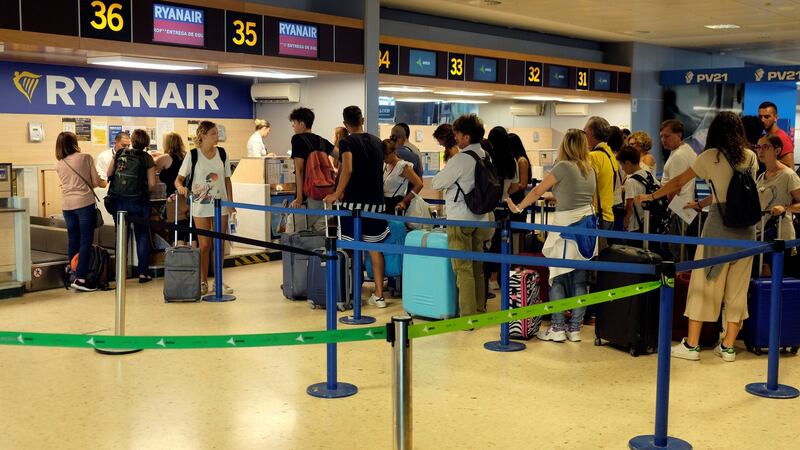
175, 121, 236, 295
507, 129, 597, 343
246, 119, 271, 157
628, 130, 657, 175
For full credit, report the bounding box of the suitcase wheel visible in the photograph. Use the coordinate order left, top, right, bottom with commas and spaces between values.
594, 338, 602, 346
790, 346, 799, 354
754, 347, 763, 356
308, 300, 317, 310
629, 347, 640, 357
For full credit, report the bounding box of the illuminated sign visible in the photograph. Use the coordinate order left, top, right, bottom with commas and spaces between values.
226, 12, 262, 55
152, 3, 205, 47
79, 0, 131, 42
473, 57, 497, 83
408, 49, 437, 77
278, 21, 318, 58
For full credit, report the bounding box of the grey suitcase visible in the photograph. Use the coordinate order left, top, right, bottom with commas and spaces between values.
281, 212, 325, 300
307, 248, 353, 311
164, 195, 201, 302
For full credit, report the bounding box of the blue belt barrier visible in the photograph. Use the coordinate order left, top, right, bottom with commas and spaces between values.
221, 200, 350, 217
361, 211, 496, 229
675, 243, 771, 272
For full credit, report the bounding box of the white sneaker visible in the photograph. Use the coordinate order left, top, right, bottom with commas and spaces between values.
367, 294, 387, 308
671, 338, 700, 361
566, 330, 581, 342
212, 282, 234, 295
714, 343, 736, 362
537, 326, 566, 342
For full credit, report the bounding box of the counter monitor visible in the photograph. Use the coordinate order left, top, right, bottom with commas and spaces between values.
278, 21, 319, 59
152, 2, 205, 47
472, 57, 498, 83
592, 70, 612, 91
408, 49, 437, 77
546, 65, 570, 88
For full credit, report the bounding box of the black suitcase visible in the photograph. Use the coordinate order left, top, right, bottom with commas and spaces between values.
594, 244, 662, 356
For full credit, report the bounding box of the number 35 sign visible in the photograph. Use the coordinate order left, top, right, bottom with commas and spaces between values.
80, 0, 131, 42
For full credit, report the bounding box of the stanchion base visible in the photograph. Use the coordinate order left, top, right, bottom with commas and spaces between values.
95, 348, 143, 356
307, 382, 358, 399
202, 294, 237, 302
745, 382, 800, 399
629, 435, 692, 450
339, 315, 377, 325
484, 340, 526, 352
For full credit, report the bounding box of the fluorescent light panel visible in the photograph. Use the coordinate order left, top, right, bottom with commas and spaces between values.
560, 98, 606, 104
443, 99, 489, 104
219, 67, 316, 79
514, 95, 563, 101
394, 98, 443, 103
434, 90, 493, 97
87, 56, 207, 71
704, 24, 740, 29
379, 86, 432, 93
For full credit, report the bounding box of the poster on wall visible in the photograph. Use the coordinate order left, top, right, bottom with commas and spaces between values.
76, 118, 92, 141
92, 121, 108, 145
156, 118, 175, 150
62, 118, 76, 133
108, 125, 123, 147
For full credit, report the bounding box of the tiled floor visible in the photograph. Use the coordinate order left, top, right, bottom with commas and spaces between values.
0, 261, 797, 449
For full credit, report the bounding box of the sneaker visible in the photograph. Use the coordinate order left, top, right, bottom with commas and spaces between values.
566, 330, 582, 342
70, 279, 97, 292
212, 282, 234, 295
367, 294, 387, 308
714, 343, 736, 362
537, 326, 566, 342
671, 338, 700, 361
200, 281, 209, 296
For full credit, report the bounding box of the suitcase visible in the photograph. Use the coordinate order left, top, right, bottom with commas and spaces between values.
671, 271, 722, 347
402, 229, 458, 319
594, 244, 662, 356
508, 268, 545, 340
164, 195, 201, 302
743, 278, 800, 355
281, 213, 325, 300
307, 248, 353, 311
366, 219, 406, 296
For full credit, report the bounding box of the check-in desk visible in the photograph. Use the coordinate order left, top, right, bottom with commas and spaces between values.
0, 198, 31, 299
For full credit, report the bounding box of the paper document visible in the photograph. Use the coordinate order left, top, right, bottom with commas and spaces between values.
669, 196, 697, 225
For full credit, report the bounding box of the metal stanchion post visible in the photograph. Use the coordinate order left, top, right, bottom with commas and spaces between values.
746, 240, 799, 399
391, 315, 413, 450
630, 262, 691, 450
485, 218, 526, 352
341, 209, 376, 325
96, 210, 142, 356
308, 236, 358, 398
203, 199, 235, 302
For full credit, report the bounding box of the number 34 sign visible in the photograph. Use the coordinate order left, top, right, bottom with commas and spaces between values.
80, 0, 131, 42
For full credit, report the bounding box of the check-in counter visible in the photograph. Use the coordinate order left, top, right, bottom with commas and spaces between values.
0, 197, 30, 298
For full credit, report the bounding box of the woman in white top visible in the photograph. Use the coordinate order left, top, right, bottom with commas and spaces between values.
246, 119, 270, 157
383, 138, 423, 213
175, 121, 236, 296
629, 131, 657, 175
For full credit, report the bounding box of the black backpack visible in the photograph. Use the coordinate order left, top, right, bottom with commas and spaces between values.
109, 148, 148, 199
710, 152, 760, 229
630, 172, 671, 234
455, 150, 503, 215
187, 147, 227, 192
65, 245, 112, 291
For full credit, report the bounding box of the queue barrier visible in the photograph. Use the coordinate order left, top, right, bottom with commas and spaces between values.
3, 200, 797, 449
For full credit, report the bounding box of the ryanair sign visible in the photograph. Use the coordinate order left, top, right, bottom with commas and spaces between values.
1, 61, 253, 119
661, 65, 800, 86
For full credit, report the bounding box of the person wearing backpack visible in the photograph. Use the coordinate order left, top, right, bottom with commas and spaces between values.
288, 107, 335, 232
432, 114, 497, 317
107, 129, 157, 283
175, 121, 235, 296
636, 112, 759, 362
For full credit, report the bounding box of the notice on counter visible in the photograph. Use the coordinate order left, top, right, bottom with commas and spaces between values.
75, 118, 91, 141
62, 118, 76, 134
108, 125, 123, 147
156, 118, 175, 150
92, 121, 107, 145
187, 120, 199, 141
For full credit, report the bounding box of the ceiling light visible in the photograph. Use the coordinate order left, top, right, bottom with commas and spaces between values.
560, 98, 606, 104
394, 98, 442, 103
622, 30, 651, 35
514, 95, 563, 102
218, 67, 316, 79
87, 56, 207, 71
379, 86, 432, 93
468, 0, 502, 5
704, 24, 740, 30
434, 90, 493, 97
443, 99, 490, 104
0, 43, 4, 53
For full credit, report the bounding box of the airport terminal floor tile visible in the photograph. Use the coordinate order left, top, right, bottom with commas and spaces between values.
0, 261, 798, 449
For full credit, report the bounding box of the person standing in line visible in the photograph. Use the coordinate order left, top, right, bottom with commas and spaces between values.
431, 114, 495, 317
391, 125, 423, 178
288, 108, 335, 232
659, 119, 697, 262
628, 131, 657, 175
383, 138, 424, 213
246, 119, 271, 157
637, 112, 758, 362
96, 131, 130, 181
742, 115, 766, 176
617, 145, 652, 234
175, 121, 235, 296
331, 126, 348, 169
433, 124, 460, 163
507, 129, 597, 342
484, 126, 518, 293
55, 132, 107, 291
107, 129, 157, 284
607, 126, 627, 233
155, 132, 189, 245
758, 101, 795, 167
585, 116, 617, 241
396, 122, 422, 160
324, 106, 390, 308
508, 133, 532, 222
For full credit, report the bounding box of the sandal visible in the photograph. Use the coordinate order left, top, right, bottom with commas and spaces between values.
138, 275, 153, 284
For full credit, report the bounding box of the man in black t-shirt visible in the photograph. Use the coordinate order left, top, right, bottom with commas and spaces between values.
289, 107, 334, 231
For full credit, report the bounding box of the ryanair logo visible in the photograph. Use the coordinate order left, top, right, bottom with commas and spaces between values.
685, 71, 694, 84
13, 70, 41, 103
754, 68, 765, 82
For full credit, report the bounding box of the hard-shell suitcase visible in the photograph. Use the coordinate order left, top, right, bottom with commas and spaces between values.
402, 229, 458, 319
281, 213, 325, 300
307, 248, 353, 311
366, 219, 406, 278
508, 268, 545, 340
594, 244, 662, 356
671, 271, 722, 347
743, 278, 800, 355
164, 195, 201, 302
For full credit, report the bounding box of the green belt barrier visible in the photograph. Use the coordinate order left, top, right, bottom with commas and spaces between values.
408, 280, 663, 339
0, 281, 661, 350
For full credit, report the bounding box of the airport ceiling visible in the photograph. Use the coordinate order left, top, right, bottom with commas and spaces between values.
382, 0, 800, 65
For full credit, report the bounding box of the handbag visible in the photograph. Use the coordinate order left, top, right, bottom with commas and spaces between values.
62, 158, 104, 228
405, 191, 431, 230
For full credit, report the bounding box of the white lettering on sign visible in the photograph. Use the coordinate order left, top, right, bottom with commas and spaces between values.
75, 77, 105, 106
159, 83, 184, 109
696, 73, 728, 83
153, 5, 203, 24
46, 76, 76, 106
767, 70, 800, 81
279, 22, 318, 39
102, 79, 131, 107
132, 81, 157, 108
198, 85, 219, 110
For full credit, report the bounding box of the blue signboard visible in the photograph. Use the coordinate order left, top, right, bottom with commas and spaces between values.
1, 61, 253, 119
408, 49, 437, 77
473, 57, 497, 83
661, 65, 800, 86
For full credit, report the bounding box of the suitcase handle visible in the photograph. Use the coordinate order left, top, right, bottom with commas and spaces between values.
171, 193, 193, 247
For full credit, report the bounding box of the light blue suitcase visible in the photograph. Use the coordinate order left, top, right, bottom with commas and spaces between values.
402, 229, 458, 319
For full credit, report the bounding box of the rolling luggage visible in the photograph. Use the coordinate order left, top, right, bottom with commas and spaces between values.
366, 218, 406, 296
671, 271, 722, 347
164, 195, 201, 302
402, 229, 458, 319
743, 278, 800, 355
281, 213, 325, 300
594, 244, 662, 356
307, 248, 353, 311
508, 268, 545, 340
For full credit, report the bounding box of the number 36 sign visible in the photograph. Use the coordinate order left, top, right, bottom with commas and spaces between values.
80, 0, 131, 42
